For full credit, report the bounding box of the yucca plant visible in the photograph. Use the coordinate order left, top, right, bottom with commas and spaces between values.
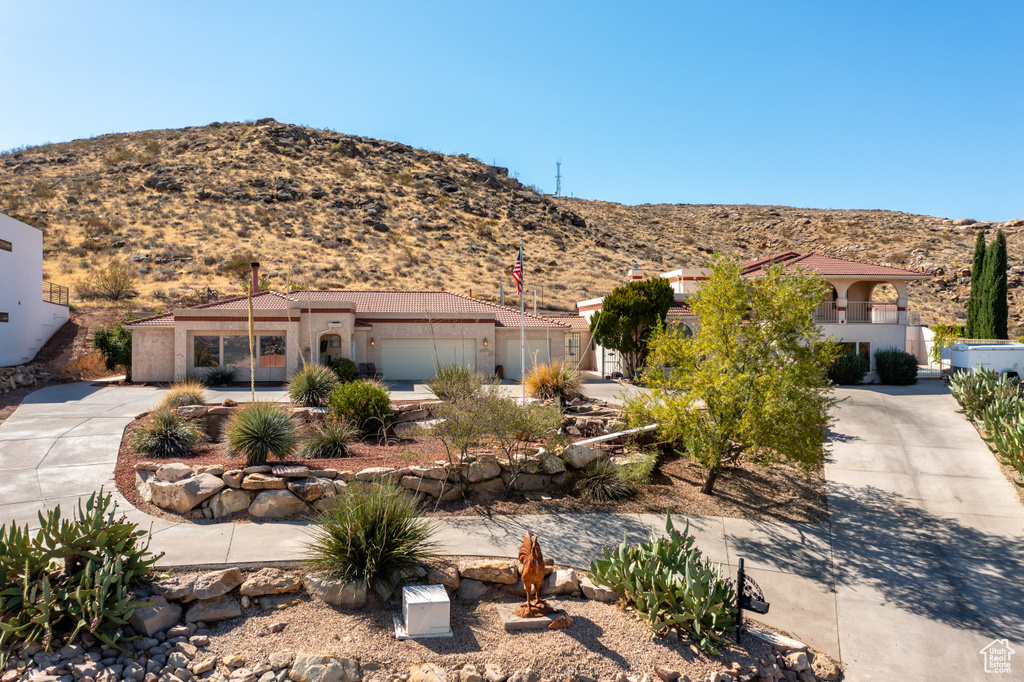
574, 458, 636, 501
426, 364, 483, 402
129, 408, 201, 458
305, 482, 437, 598
588, 512, 736, 654
288, 364, 339, 407
203, 365, 237, 387
224, 402, 298, 466
158, 378, 207, 409
524, 361, 584, 403
302, 418, 359, 459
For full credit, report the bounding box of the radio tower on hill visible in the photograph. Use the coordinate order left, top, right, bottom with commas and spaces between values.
555, 161, 562, 197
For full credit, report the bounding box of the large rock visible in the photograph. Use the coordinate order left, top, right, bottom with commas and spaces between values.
249, 490, 308, 518
407, 465, 453, 481
185, 596, 242, 623
456, 579, 488, 600
408, 664, 446, 682
209, 489, 253, 518
400, 475, 461, 501
222, 470, 245, 488
150, 474, 225, 513
564, 444, 606, 469
354, 467, 402, 482
241, 473, 287, 490
463, 460, 501, 482
240, 568, 303, 596
458, 560, 518, 585
287, 478, 331, 502
303, 575, 368, 608
129, 596, 181, 636
135, 470, 155, 503
541, 569, 578, 596
155, 462, 194, 483
192, 568, 243, 600
150, 575, 197, 602
579, 575, 624, 603
427, 564, 460, 594
289, 656, 360, 682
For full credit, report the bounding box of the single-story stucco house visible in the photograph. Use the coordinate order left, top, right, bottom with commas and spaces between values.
127, 269, 581, 382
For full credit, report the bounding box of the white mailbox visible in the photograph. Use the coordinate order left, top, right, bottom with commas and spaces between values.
397, 584, 452, 639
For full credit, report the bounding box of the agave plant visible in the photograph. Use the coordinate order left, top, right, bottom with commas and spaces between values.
287, 364, 339, 407
224, 402, 298, 466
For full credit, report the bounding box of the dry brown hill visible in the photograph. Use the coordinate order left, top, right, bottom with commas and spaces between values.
1, 119, 1021, 332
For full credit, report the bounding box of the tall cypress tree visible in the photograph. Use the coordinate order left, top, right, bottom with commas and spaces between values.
989, 229, 1009, 340
965, 230, 987, 338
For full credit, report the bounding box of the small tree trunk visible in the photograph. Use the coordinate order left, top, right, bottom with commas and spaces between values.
700, 465, 720, 495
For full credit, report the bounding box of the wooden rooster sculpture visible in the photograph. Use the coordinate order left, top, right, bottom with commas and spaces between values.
514, 531, 553, 617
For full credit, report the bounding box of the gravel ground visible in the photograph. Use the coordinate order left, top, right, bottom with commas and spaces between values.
188, 579, 774, 680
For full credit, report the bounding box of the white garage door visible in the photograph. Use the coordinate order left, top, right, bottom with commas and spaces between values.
504, 338, 550, 380
381, 338, 476, 381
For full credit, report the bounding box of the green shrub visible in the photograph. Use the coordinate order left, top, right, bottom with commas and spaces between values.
0, 490, 160, 653
426, 364, 483, 402
92, 325, 132, 379
588, 512, 736, 654
203, 365, 236, 387
305, 482, 437, 597
827, 353, 869, 385
129, 408, 201, 458
302, 418, 358, 459
224, 402, 298, 466
330, 357, 359, 383
76, 261, 138, 302
327, 380, 391, 436
874, 347, 919, 385
158, 378, 206, 409
620, 450, 658, 483
524, 361, 584, 403
288, 364, 339, 407
574, 459, 635, 501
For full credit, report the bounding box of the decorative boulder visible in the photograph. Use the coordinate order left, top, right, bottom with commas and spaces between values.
150, 474, 225, 513
249, 490, 308, 518
155, 462, 193, 483
303, 575, 368, 608
241, 473, 287, 490
240, 568, 303, 596
129, 595, 181, 636
192, 568, 243, 600
463, 460, 501, 482
457, 560, 518, 585
185, 596, 242, 623
209, 489, 253, 518
289, 655, 360, 682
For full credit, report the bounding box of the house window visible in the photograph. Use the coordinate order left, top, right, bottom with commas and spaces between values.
0, 239, 11, 252
0, 313, 8, 322
223, 335, 251, 369
564, 332, 581, 363
194, 336, 220, 368
838, 341, 870, 361
260, 335, 286, 368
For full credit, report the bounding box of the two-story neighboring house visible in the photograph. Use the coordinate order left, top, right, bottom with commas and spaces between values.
577, 252, 931, 379
0, 213, 70, 367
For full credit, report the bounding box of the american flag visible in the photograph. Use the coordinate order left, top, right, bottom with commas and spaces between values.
512, 245, 528, 296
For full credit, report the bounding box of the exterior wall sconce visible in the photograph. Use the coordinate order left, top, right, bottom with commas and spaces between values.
370, 338, 376, 347
482, 338, 489, 347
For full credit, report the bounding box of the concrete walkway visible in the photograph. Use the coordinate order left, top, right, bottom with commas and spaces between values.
2, 380, 1022, 676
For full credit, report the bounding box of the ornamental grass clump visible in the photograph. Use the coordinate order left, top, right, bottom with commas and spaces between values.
588, 512, 737, 655
574, 458, 636, 501
524, 361, 584, 403
302, 418, 359, 459
287, 364, 339, 407
203, 365, 236, 387
326, 379, 391, 437
158, 378, 207, 409
224, 402, 298, 467
129, 408, 201, 458
305, 482, 437, 598
0, 489, 160, 656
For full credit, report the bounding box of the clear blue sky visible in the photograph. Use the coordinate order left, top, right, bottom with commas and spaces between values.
2, 1, 1021, 221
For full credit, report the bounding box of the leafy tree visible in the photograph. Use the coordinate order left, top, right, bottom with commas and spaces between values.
627, 257, 840, 495
965, 230, 986, 338
93, 324, 132, 380
589, 277, 674, 378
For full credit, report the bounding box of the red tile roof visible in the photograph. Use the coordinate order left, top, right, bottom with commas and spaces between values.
544, 314, 591, 329
129, 291, 569, 329
667, 302, 695, 316
740, 252, 930, 278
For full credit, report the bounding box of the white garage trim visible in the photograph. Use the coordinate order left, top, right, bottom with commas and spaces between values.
381, 338, 477, 381
504, 338, 550, 380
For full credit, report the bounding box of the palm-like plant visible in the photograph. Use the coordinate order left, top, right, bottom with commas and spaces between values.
288, 364, 339, 407
224, 402, 298, 466
129, 408, 201, 458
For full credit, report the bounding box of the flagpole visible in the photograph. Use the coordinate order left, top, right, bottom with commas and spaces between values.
520, 237, 525, 403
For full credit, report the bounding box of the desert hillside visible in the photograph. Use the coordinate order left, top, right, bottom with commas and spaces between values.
1, 119, 1021, 332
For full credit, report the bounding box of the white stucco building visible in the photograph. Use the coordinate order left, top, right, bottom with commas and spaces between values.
0, 213, 70, 367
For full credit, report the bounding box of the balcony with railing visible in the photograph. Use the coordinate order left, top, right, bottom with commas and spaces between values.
43, 281, 69, 307
813, 301, 903, 325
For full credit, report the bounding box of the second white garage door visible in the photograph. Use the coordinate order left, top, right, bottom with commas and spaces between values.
380, 338, 476, 381
504, 338, 550, 380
